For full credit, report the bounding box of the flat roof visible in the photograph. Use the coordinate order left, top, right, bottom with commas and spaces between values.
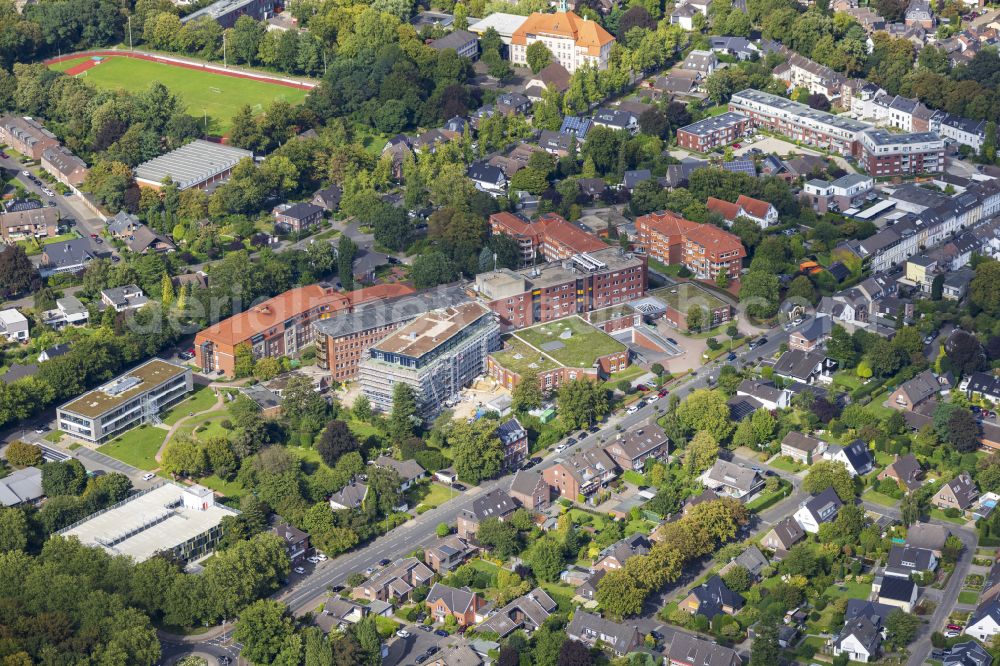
491, 335, 560, 375
649, 283, 727, 311
134, 140, 253, 189
587, 304, 635, 324
371, 301, 490, 359
60, 483, 237, 562
183, 0, 262, 21
468, 12, 529, 37
514, 316, 625, 369
59, 359, 189, 419
677, 112, 748, 137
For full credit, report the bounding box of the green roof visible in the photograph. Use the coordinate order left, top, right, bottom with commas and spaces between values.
491, 336, 561, 376
514, 316, 626, 369
649, 283, 727, 311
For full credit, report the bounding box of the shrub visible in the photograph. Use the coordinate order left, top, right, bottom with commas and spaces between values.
5, 440, 42, 467
221, 419, 233, 430
944, 508, 962, 518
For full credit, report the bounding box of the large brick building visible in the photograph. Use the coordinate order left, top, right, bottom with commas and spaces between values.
314, 285, 469, 383
473, 247, 647, 329
675, 112, 751, 152
194, 283, 413, 377
489, 212, 607, 264
635, 211, 745, 280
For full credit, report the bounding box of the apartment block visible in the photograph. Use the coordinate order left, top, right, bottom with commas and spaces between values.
0, 116, 59, 160
675, 112, 750, 152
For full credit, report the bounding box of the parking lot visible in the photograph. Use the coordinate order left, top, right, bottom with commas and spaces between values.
389, 623, 460, 666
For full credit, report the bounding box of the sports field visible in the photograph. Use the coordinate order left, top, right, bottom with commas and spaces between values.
49, 56, 309, 134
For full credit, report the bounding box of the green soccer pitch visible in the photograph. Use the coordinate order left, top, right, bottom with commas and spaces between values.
49, 56, 309, 134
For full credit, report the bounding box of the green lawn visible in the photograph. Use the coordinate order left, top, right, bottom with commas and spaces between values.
958, 590, 980, 605
823, 580, 872, 600
44, 430, 64, 443
831, 370, 863, 391
348, 418, 382, 441
540, 581, 577, 611
197, 474, 246, 499
621, 470, 647, 486
602, 365, 648, 390
414, 482, 456, 510
97, 424, 167, 470
862, 488, 901, 507
49, 56, 308, 133
930, 508, 969, 525
767, 456, 804, 473
569, 508, 607, 530
162, 385, 218, 425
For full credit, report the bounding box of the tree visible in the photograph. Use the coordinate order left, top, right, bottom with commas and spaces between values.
353, 395, 373, 423
0, 245, 41, 298
526, 41, 553, 74
338, 234, 358, 291
410, 251, 457, 289
677, 389, 734, 441
595, 567, 647, 618
931, 273, 944, 300
282, 375, 328, 435
933, 403, 979, 453
721, 564, 752, 593
683, 431, 719, 474
477, 518, 520, 558
41, 459, 87, 497
557, 640, 593, 666
741, 271, 780, 319
686, 305, 704, 332
557, 379, 609, 429
900, 491, 925, 526
234, 343, 254, 378
389, 382, 418, 442
885, 609, 920, 648
317, 420, 359, 467
5, 440, 42, 467
639, 107, 669, 138
512, 371, 543, 411
803, 460, 855, 501
234, 599, 297, 665
787, 275, 816, 304
162, 437, 206, 477
449, 419, 504, 484
0, 508, 29, 552
982, 121, 997, 164
436, 522, 451, 538
946, 329, 985, 377
750, 619, 780, 666
528, 537, 566, 582
971, 260, 1000, 316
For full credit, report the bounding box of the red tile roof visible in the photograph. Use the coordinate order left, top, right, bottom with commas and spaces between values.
705, 197, 741, 222
706, 195, 773, 222
196, 283, 414, 348
684, 224, 746, 259
536, 213, 606, 254
636, 210, 700, 237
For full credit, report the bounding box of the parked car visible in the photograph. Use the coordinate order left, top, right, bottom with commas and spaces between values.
530, 456, 543, 465
658, 389, 669, 397
646, 394, 659, 403
434, 630, 448, 637
141, 472, 156, 481
636, 384, 650, 392
554, 443, 568, 452
396, 630, 411, 639
307, 556, 320, 564
626, 405, 639, 414
294, 566, 305, 574
565, 437, 577, 446
316, 553, 327, 561
727, 352, 737, 361
666, 337, 679, 345
944, 630, 960, 638
452, 483, 466, 491
379, 559, 391, 567
947, 624, 963, 631
415, 656, 427, 664
418, 625, 432, 633
425, 647, 439, 656
748, 337, 767, 349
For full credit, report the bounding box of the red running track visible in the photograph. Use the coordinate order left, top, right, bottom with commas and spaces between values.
45, 51, 316, 91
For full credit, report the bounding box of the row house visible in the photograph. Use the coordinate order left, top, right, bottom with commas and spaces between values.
0, 116, 59, 160
852, 93, 934, 133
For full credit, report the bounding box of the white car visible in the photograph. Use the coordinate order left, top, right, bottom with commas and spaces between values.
646, 394, 659, 403
944, 630, 961, 638
396, 630, 411, 639
626, 405, 639, 414
554, 443, 568, 453
21, 170, 30, 177
141, 472, 156, 481
294, 566, 306, 574
316, 553, 328, 561
307, 556, 320, 564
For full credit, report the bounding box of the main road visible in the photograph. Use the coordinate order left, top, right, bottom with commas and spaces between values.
277, 323, 800, 615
